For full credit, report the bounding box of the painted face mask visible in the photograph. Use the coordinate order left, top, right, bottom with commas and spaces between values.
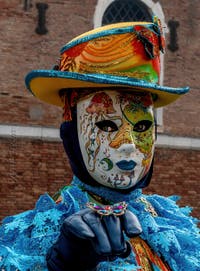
77, 90, 155, 189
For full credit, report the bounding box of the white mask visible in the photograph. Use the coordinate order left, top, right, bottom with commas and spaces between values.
77, 90, 155, 189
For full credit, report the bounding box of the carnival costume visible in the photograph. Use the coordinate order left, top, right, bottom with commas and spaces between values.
0, 18, 199, 271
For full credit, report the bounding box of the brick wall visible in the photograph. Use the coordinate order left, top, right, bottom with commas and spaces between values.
160, 0, 200, 137
0, 0, 95, 128
0, 138, 199, 220
145, 148, 200, 219
0, 137, 73, 219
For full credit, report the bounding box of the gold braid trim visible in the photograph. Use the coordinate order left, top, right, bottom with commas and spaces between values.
130, 237, 172, 271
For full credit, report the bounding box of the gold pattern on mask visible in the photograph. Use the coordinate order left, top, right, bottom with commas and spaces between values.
80, 113, 102, 172
109, 121, 133, 149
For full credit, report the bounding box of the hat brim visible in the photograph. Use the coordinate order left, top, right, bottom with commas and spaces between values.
25, 70, 190, 108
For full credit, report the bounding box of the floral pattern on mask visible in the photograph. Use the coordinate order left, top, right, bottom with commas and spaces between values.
77, 90, 155, 189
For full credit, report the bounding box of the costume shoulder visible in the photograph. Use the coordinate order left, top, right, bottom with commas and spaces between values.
0, 185, 89, 270
138, 194, 200, 271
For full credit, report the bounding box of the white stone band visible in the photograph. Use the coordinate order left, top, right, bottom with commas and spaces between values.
0, 124, 199, 150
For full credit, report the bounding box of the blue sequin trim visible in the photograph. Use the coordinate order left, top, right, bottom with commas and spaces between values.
60, 25, 154, 54
25, 70, 190, 95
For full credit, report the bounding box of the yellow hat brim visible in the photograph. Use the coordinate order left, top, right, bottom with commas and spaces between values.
25, 70, 190, 108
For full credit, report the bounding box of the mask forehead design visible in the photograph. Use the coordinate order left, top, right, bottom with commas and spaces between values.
86, 92, 116, 115
77, 90, 155, 189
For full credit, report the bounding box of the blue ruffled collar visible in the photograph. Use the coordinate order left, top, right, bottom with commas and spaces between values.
72, 175, 142, 203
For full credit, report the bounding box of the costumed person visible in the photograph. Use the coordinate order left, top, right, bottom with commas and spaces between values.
0, 17, 199, 271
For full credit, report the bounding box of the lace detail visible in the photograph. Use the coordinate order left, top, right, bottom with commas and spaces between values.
0, 177, 199, 271
0, 187, 89, 271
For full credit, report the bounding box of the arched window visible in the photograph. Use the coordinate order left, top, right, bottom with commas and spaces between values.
102, 0, 153, 25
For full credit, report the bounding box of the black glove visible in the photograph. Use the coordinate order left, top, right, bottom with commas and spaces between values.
46, 207, 142, 271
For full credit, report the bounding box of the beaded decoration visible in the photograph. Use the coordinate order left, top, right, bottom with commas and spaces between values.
136, 197, 158, 217
86, 201, 128, 216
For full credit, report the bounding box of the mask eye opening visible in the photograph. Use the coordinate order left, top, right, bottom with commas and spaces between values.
95, 120, 118, 132
133, 120, 153, 133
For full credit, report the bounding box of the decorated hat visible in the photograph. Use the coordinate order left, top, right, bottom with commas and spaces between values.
25, 17, 189, 108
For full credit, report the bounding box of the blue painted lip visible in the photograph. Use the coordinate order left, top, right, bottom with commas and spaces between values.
116, 160, 136, 171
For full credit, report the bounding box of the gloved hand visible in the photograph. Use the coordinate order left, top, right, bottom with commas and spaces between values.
46, 207, 142, 271
65, 207, 142, 255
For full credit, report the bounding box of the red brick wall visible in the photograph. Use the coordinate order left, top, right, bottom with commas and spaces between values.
0, 0, 95, 128
0, 138, 199, 220
145, 148, 200, 219
160, 0, 200, 137
0, 138, 72, 219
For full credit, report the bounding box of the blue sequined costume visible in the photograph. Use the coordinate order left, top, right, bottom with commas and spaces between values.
0, 176, 199, 271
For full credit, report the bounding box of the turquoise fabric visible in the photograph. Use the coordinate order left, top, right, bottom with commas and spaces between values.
0, 176, 199, 271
